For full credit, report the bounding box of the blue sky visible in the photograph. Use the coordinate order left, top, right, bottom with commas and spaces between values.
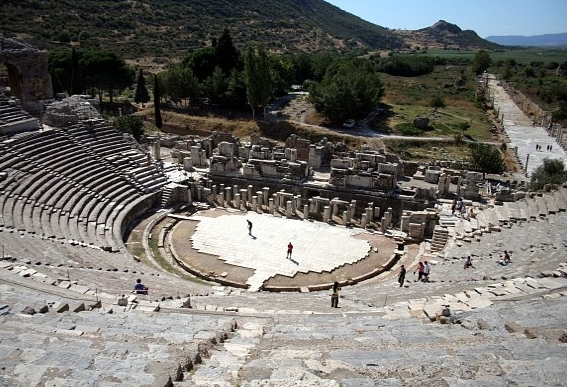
325, 0, 567, 38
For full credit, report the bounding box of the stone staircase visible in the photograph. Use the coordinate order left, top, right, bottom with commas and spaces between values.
175, 320, 266, 386
429, 225, 450, 253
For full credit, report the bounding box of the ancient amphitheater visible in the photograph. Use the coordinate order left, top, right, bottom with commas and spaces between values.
1, 40, 567, 387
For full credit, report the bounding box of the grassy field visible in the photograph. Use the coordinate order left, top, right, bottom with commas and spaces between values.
414, 48, 567, 65
384, 139, 471, 163
378, 64, 495, 141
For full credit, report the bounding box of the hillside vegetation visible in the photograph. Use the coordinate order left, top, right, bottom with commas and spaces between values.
1, 0, 501, 66
2, 0, 402, 60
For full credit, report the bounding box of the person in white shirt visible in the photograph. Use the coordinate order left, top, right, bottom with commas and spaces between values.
422, 261, 431, 282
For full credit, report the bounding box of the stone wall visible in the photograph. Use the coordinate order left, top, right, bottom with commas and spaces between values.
0, 37, 53, 116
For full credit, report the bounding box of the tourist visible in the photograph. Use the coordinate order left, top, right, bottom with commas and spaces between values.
134, 278, 148, 295
414, 262, 425, 282
422, 261, 431, 282
497, 251, 511, 266
464, 256, 474, 269
503, 250, 511, 264
398, 265, 406, 287
331, 281, 340, 308
469, 208, 476, 219
247, 219, 252, 236
457, 198, 463, 213
287, 242, 293, 259
451, 198, 457, 215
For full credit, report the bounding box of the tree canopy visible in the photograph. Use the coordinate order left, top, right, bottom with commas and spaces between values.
376, 56, 435, 77
309, 60, 384, 122
530, 158, 567, 190
113, 115, 144, 142
468, 142, 505, 177
49, 48, 135, 102
471, 49, 492, 76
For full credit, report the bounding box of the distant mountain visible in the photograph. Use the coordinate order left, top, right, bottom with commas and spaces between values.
486, 33, 567, 47
396, 20, 501, 50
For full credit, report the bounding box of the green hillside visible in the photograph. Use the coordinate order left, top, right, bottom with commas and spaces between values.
0, 0, 404, 59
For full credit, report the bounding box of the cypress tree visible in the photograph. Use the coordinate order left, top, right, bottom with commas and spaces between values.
244, 45, 274, 120
154, 74, 162, 129
71, 48, 82, 95
134, 69, 150, 107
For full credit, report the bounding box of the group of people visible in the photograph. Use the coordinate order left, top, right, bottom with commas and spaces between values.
535, 144, 553, 151
451, 197, 475, 220
397, 261, 431, 287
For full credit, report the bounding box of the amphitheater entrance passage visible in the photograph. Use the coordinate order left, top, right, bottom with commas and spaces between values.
0, 37, 53, 115
0, 63, 20, 99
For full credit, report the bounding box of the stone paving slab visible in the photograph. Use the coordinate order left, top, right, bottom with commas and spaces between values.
190, 212, 371, 291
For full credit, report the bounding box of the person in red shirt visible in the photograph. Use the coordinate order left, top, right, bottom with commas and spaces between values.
414, 262, 424, 282
287, 242, 293, 259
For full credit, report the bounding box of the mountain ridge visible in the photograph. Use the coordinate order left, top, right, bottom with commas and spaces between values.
486, 33, 567, 47
396, 20, 501, 50
0, 1, 499, 61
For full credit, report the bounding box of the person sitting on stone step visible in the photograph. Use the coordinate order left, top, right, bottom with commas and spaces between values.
134, 278, 148, 295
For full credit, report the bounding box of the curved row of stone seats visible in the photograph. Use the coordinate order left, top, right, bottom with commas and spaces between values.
0, 121, 168, 251
0, 270, 240, 387
2, 242, 566, 386
62, 120, 168, 194
443, 212, 567, 280
0, 99, 35, 125
229, 296, 566, 386
62, 119, 137, 158
447, 187, 567, 244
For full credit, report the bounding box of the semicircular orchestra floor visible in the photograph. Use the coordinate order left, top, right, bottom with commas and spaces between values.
169, 209, 400, 291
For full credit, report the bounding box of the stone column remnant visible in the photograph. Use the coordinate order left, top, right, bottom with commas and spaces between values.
323, 206, 331, 223
234, 193, 241, 210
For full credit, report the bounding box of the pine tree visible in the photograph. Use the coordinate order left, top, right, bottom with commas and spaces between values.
154, 74, 162, 129
134, 69, 150, 107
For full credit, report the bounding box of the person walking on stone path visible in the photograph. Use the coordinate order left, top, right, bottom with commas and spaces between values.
414, 262, 424, 282
287, 242, 293, 259
451, 198, 457, 215
247, 220, 253, 236
422, 261, 431, 282
331, 281, 340, 307
398, 265, 406, 287
464, 256, 474, 269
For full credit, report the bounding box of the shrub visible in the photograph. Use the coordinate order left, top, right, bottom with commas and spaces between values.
430, 95, 446, 108
395, 122, 422, 136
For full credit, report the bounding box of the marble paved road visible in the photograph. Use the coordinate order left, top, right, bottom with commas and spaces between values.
190, 211, 371, 291
488, 74, 567, 177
